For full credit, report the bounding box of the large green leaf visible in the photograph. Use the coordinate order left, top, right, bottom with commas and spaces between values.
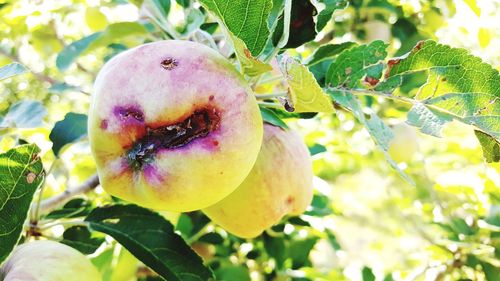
85, 204, 213, 281
49, 113, 88, 156
199, 0, 272, 56
384, 40, 500, 162
0, 62, 27, 81
0, 100, 47, 128
0, 144, 44, 264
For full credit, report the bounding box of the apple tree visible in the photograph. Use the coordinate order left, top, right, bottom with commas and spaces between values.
0, 0, 499, 280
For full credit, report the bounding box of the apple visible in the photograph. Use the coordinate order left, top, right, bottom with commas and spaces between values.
89, 40, 263, 212
203, 123, 314, 238
0, 240, 101, 281
388, 122, 418, 163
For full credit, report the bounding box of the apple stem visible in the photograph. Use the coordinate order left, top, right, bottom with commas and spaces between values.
38, 220, 89, 231
257, 101, 283, 109
255, 92, 287, 100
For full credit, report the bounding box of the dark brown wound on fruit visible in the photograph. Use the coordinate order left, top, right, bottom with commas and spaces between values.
160, 57, 178, 70
126, 107, 221, 170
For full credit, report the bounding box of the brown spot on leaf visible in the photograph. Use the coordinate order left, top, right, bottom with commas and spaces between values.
243, 49, 252, 59
413, 40, 425, 52
385, 58, 401, 78
26, 172, 36, 184
345, 67, 352, 75
364, 76, 379, 86
160, 57, 178, 70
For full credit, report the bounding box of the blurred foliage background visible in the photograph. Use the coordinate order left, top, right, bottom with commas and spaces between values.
0, 0, 499, 280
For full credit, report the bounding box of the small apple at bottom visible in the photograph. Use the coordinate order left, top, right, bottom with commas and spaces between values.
0, 240, 101, 281
88, 40, 263, 212
203, 123, 314, 238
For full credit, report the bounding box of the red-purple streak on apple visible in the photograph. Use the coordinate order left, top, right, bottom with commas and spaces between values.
88, 40, 263, 212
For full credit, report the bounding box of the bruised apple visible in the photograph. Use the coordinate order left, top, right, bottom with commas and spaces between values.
0, 240, 101, 281
89, 40, 263, 211
203, 123, 314, 238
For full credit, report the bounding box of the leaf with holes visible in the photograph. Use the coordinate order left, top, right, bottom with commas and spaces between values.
85, 204, 213, 281
326, 40, 388, 88
199, 0, 272, 56
384, 40, 500, 162
280, 57, 334, 113
0, 144, 44, 264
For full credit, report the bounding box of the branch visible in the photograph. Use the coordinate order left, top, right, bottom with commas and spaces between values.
39, 174, 100, 213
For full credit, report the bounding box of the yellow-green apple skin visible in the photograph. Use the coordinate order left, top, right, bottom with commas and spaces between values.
388, 123, 418, 163
0, 240, 101, 281
88, 40, 263, 212
203, 123, 314, 238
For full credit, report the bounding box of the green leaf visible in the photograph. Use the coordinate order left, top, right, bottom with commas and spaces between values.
198, 232, 224, 244
330, 91, 415, 185
272, 0, 317, 49
215, 265, 251, 281
384, 40, 500, 161
280, 57, 334, 113
231, 34, 272, 76
406, 102, 453, 137
481, 261, 500, 281
308, 143, 326, 155
305, 42, 357, 67
0, 62, 27, 80
181, 8, 205, 36
88, 22, 147, 51
56, 22, 147, 71
49, 113, 88, 156
463, 0, 480, 16
288, 237, 318, 269
316, 0, 349, 32
475, 130, 500, 163
48, 82, 79, 94
260, 108, 289, 129
0, 100, 47, 128
44, 198, 93, 220
326, 40, 388, 88
199, 0, 272, 56
263, 234, 286, 269
85, 204, 213, 281
176, 0, 190, 7
56, 32, 102, 71
60, 226, 105, 255
0, 144, 44, 264
362, 267, 376, 281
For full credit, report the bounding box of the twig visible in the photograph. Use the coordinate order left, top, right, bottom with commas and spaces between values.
39, 174, 100, 213
255, 92, 287, 100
